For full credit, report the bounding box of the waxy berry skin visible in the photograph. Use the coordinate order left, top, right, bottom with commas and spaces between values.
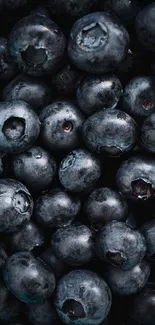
0, 100, 40, 154
54, 270, 112, 325
84, 188, 128, 229
8, 14, 66, 76
116, 155, 155, 201
68, 12, 129, 74
3, 252, 56, 304
58, 148, 101, 193
77, 74, 123, 116
82, 109, 138, 157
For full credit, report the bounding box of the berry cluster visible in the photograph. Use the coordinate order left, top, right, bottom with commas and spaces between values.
0, 1, 155, 325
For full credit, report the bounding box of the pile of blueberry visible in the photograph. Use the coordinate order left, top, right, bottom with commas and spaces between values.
1, 0, 155, 324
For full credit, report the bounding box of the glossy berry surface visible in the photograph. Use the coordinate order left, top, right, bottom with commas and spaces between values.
2, 74, 52, 112
54, 269, 112, 325
116, 155, 155, 201
35, 188, 81, 228
8, 14, 66, 76
105, 260, 150, 295
58, 148, 101, 192
82, 109, 138, 156
3, 252, 56, 303
140, 220, 155, 261
84, 188, 128, 229
96, 220, 146, 269
0, 37, 18, 81
122, 76, 155, 120
39, 101, 85, 153
77, 74, 123, 116
0, 100, 40, 154
0, 178, 33, 233
12, 146, 57, 191
10, 221, 44, 252
68, 12, 129, 74
51, 224, 95, 265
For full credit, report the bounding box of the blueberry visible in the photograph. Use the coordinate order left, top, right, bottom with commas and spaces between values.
0, 179, 33, 233
101, 0, 141, 26
35, 188, 81, 228
10, 221, 44, 253
52, 63, 83, 98
0, 100, 40, 154
51, 224, 95, 266
39, 101, 85, 153
84, 188, 128, 230
12, 146, 57, 191
116, 155, 155, 201
0, 245, 8, 270
54, 269, 112, 325
82, 109, 138, 156
68, 12, 129, 74
96, 220, 146, 269
105, 260, 150, 296
0, 37, 18, 81
77, 74, 123, 116
140, 113, 155, 153
0, 281, 21, 323
122, 76, 155, 120
135, 3, 155, 52
128, 282, 155, 325
49, 0, 99, 17
26, 300, 56, 325
140, 220, 155, 261
58, 148, 101, 192
8, 14, 66, 76
3, 251, 56, 303
39, 247, 65, 279
2, 74, 52, 112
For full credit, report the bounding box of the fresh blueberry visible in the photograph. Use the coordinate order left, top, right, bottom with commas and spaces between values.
10, 221, 44, 253
39, 247, 65, 279
35, 188, 81, 228
51, 224, 95, 266
135, 3, 155, 52
77, 74, 123, 116
122, 76, 155, 120
0, 100, 40, 154
0, 178, 33, 233
140, 220, 155, 261
3, 251, 56, 303
8, 14, 66, 76
128, 282, 155, 325
39, 100, 85, 153
26, 300, 56, 325
54, 269, 112, 325
116, 155, 155, 201
82, 109, 138, 156
0, 281, 21, 323
96, 220, 146, 269
140, 113, 155, 153
2, 74, 52, 112
84, 188, 128, 230
0, 37, 18, 81
105, 260, 150, 295
68, 12, 129, 74
49, 0, 99, 17
52, 63, 83, 98
12, 146, 57, 191
101, 0, 141, 26
58, 148, 101, 192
